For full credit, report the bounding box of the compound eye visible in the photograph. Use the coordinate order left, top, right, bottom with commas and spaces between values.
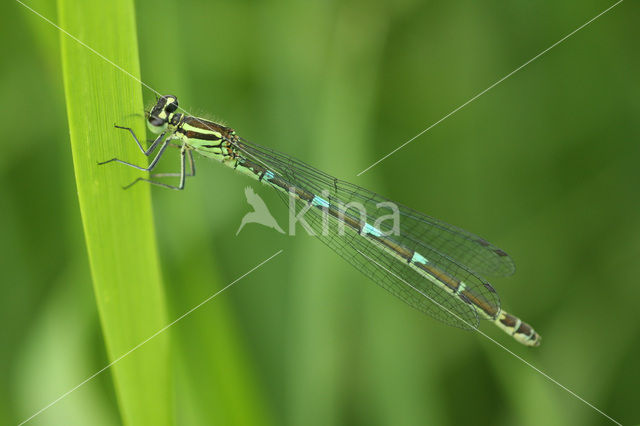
162, 95, 178, 113
149, 116, 165, 126
166, 101, 178, 113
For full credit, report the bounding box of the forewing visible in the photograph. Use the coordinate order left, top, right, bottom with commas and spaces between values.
233, 138, 503, 325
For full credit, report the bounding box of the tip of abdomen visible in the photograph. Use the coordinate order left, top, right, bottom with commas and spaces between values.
494, 310, 541, 347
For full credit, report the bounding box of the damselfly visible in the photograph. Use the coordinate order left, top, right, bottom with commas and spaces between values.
99, 95, 541, 347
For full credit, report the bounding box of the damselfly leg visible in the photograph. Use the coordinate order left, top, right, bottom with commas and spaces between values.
122, 145, 191, 190
98, 126, 171, 172
99, 124, 195, 190
114, 125, 164, 156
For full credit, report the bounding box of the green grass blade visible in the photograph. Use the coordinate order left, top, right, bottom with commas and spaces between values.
57, 1, 171, 425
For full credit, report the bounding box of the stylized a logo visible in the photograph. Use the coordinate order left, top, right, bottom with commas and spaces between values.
236, 187, 284, 235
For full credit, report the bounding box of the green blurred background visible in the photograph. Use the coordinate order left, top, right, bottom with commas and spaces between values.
2, 0, 639, 425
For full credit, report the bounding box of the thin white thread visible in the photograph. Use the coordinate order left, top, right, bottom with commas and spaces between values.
14, 0, 623, 424
13, 0, 215, 133
357, 0, 624, 176
14, 0, 161, 98
18, 250, 283, 425
353, 246, 621, 426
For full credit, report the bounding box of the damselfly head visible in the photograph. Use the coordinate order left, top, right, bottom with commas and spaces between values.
147, 94, 179, 134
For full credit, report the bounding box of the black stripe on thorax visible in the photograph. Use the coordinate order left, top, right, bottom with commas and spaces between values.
182, 116, 230, 132
178, 128, 222, 141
